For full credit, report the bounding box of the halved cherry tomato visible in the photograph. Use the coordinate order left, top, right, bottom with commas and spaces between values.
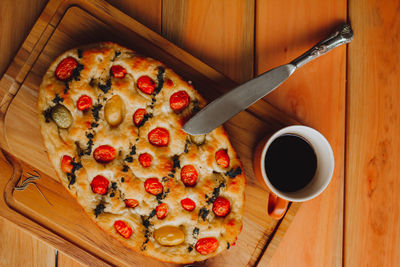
111, 65, 127, 79
165, 79, 174, 87
133, 108, 146, 126
170, 91, 189, 112
55, 57, 78, 81
93, 145, 116, 164
114, 220, 133, 238
212, 196, 231, 217
139, 153, 152, 167
148, 127, 169, 147
215, 149, 230, 168
180, 165, 198, 187
156, 203, 168, 219
90, 175, 109, 195
181, 198, 196, 211
137, 76, 155, 95
77, 95, 92, 111
124, 199, 139, 208
195, 237, 219, 255
61, 155, 73, 173
144, 178, 163, 195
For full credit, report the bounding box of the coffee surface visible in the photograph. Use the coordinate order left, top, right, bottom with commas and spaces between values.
265, 134, 317, 192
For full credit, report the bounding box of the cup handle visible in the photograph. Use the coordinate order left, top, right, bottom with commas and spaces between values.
268, 193, 289, 220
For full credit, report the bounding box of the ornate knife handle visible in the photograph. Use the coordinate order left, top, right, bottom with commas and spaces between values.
291, 23, 353, 68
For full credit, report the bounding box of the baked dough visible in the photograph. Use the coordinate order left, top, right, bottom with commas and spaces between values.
37, 42, 245, 263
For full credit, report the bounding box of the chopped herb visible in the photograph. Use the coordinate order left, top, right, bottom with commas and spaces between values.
199, 207, 209, 221
91, 122, 99, 128
225, 167, 242, 178
151, 97, 156, 103
114, 51, 121, 59
172, 155, 180, 169
71, 160, 83, 172
66, 172, 76, 187
91, 104, 103, 121
122, 165, 129, 172
124, 155, 133, 162
193, 227, 199, 238
121, 177, 125, 183
129, 145, 136, 155
52, 94, 64, 104
77, 49, 83, 58
138, 113, 153, 127
94, 203, 105, 217
85, 132, 94, 155
64, 82, 70, 94
192, 99, 200, 113
206, 182, 226, 204
111, 182, 117, 190
161, 176, 169, 182
227, 242, 230, 249
156, 188, 170, 204
109, 192, 115, 197
98, 78, 111, 94
184, 139, 190, 153
153, 66, 165, 95
141, 209, 156, 228
43, 107, 53, 123
168, 173, 174, 178
188, 245, 193, 252
72, 63, 84, 81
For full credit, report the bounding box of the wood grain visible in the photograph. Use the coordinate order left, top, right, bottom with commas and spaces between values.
162, 0, 254, 83
107, 0, 161, 33
58, 252, 86, 267
345, 0, 400, 266
0, 0, 48, 77
255, 0, 347, 266
0, 217, 55, 266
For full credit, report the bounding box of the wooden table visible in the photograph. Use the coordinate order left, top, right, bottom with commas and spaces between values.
0, 0, 399, 266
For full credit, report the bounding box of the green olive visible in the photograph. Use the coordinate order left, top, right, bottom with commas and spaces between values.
51, 104, 72, 129
189, 134, 206, 145
104, 95, 124, 126
154, 226, 185, 246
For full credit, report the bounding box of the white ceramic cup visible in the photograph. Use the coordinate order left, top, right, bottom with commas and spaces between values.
254, 125, 335, 203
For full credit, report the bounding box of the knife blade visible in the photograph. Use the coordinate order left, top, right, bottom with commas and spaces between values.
182, 23, 353, 135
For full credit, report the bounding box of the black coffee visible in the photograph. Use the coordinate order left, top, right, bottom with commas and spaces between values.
265, 134, 317, 192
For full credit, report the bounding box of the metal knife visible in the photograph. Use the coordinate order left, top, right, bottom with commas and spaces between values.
182, 24, 353, 135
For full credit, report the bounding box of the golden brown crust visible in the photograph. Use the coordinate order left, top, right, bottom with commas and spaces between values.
37, 42, 245, 263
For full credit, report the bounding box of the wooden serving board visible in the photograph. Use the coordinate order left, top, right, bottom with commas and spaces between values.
0, 0, 301, 266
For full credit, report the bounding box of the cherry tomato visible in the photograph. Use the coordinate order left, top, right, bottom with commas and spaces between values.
90, 175, 109, 195
180, 165, 198, 187
215, 149, 230, 168
144, 178, 163, 195
61, 155, 73, 173
169, 91, 189, 112
55, 57, 78, 81
148, 127, 169, 147
156, 203, 168, 219
133, 108, 146, 126
137, 76, 155, 95
114, 220, 133, 238
181, 198, 196, 211
77, 95, 92, 111
124, 199, 139, 208
195, 237, 219, 255
212, 196, 231, 217
138, 153, 152, 167
93, 145, 116, 164
111, 65, 127, 79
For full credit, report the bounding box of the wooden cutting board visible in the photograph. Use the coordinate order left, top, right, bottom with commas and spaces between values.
0, 0, 301, 266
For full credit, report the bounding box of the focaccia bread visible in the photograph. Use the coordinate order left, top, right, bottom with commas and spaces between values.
37, 42, 245, 263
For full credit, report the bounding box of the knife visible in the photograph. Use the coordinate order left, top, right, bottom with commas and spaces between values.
182, 24, 353, 135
